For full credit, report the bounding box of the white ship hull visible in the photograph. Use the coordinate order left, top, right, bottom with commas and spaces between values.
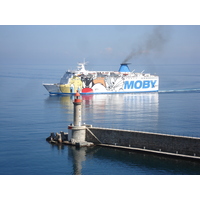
43, 62, 159, 95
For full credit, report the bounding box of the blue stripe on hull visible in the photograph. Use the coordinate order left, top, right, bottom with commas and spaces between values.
49, 90, 159, 95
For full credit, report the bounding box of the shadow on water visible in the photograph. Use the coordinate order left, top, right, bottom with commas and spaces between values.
65, 145, 200, 175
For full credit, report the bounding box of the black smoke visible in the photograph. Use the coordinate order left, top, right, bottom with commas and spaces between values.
123, 26, 170, 63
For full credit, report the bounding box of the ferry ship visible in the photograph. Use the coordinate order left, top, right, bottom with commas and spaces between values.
43, 62, 159, 95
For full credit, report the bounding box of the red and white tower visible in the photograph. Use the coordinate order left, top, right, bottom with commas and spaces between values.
73, 91, 82, 126
68, 91, 86, 145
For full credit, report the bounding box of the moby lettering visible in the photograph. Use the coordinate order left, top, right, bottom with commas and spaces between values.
124, 80, 157, 90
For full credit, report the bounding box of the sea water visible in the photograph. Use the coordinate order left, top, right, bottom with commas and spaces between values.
0, 64, 200, 175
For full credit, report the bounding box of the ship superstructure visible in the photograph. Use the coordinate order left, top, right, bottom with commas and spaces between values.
43, 62, 159, 95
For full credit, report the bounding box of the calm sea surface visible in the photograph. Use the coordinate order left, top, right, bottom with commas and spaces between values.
0, 64, 200, 175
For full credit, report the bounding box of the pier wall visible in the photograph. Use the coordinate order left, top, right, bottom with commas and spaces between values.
86, 127, 200, 156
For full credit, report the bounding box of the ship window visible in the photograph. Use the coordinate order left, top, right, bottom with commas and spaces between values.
60, 72, 72, 84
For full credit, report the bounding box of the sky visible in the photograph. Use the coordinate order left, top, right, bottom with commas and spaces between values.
0, 0, 200, 68
0, 25, 200, 67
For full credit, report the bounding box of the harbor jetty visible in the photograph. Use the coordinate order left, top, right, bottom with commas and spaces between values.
46, 91, 200, 161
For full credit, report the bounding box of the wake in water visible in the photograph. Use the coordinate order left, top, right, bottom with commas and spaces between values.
159, 88, 200, 93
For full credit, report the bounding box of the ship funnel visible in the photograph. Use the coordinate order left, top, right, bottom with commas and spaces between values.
118, 63, 131, 73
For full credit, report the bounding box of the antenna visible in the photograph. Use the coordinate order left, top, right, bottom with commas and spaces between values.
78, 58, 88, 66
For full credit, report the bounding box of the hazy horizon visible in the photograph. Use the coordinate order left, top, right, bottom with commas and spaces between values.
0, 25, 200, 67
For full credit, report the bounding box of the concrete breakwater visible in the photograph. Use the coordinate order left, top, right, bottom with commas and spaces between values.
46, 91, 200, 161
86, 127, 200, 160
